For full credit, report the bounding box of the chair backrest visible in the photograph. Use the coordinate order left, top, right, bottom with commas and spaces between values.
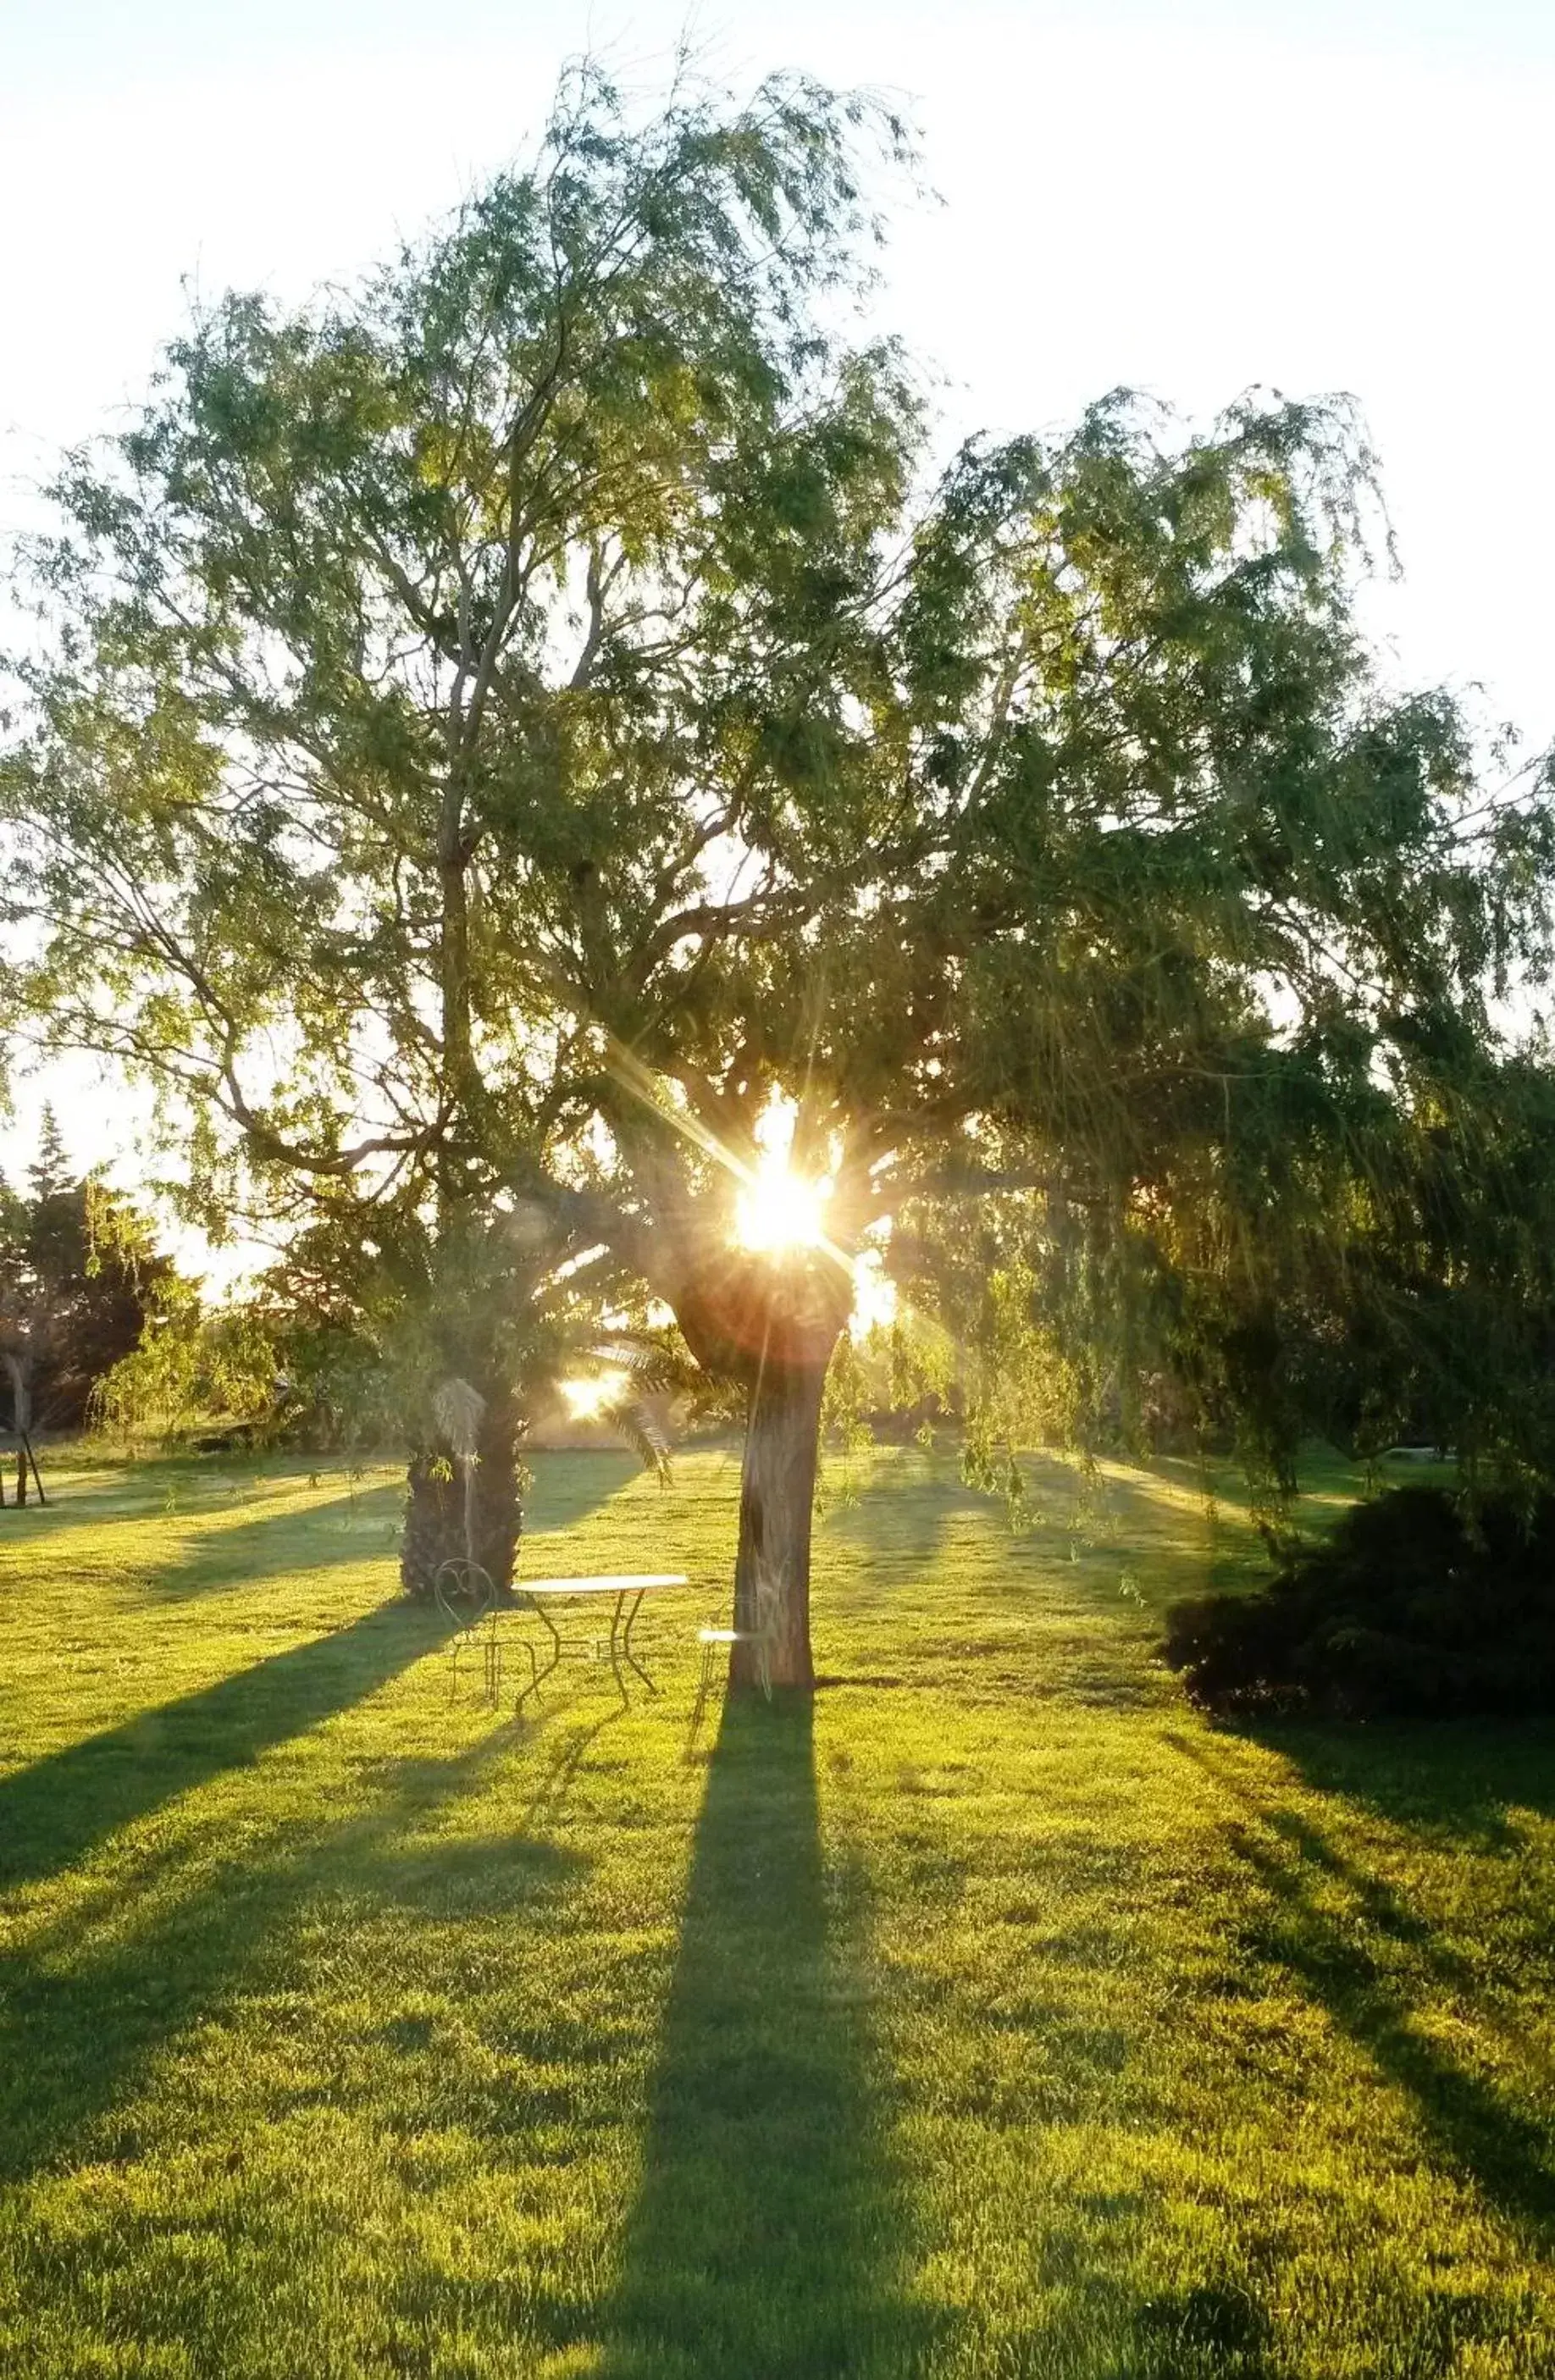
433, 1558, 497, 1629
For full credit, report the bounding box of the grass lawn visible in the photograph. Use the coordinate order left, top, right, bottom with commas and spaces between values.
2, 1442, 1553, 2378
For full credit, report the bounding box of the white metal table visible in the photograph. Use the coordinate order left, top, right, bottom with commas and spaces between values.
513, 1572, 689, 1707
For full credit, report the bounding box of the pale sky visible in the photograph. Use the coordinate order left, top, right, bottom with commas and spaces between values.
3, 0, 1552, 1260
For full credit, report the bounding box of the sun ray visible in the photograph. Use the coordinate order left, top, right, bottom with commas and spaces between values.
561, 1369, 628, 1418
734, 1156, 833, 1253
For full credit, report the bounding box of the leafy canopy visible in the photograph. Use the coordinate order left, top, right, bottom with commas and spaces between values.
5, 59, 1555, 1484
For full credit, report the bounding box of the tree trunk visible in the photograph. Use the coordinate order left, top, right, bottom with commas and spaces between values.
400, 1389, 523, 1600
666, 1243, 853, 1695
731, 1353, 831, 1691
3, 1353, 30, 1508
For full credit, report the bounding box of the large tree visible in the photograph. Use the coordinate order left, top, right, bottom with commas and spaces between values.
5, 64, 1553, 1677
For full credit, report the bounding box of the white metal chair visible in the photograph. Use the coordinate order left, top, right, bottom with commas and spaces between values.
690, 1597, 776, 1738
433, 1558, 511, 1706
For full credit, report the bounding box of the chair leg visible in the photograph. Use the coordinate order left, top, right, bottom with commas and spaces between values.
689, 1637, 715, 1741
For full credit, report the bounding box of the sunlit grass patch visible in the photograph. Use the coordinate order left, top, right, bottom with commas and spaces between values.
3, 1446, 1552, 2376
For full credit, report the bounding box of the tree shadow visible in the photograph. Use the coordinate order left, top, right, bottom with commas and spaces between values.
1172, 1732, 1555, 2245
144, 1451, 638, 1597
597, 1695, 938, 2379
1248, 1718, 1555, 1847
0, 1722, 588, 2189
0, 1600, 453, 1892
818, 1447, 978, 1580
524, 1450, 645, 1540
0, 1449, 633, 1567
149, 1482, 407, 1599
0, 1480, 186, 1542
0, 1458, 364, 1541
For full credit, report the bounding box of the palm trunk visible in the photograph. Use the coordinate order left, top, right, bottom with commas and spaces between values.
730, 1353, 830, 1691
401, 1388, 523, 1600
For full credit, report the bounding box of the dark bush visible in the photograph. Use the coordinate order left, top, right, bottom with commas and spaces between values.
1162, 1485, 1555, 1718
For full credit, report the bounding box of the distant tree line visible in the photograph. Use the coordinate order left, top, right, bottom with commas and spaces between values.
0, 1107, 177, 1496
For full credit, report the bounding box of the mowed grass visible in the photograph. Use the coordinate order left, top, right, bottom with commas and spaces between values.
2, 1444, 1553, 2378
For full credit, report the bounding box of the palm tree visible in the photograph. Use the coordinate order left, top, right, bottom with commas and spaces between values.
400, 1335, 691, 1602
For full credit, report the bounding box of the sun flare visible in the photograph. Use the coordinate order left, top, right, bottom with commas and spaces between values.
734, 1157, 832, 1254
561, 1369, 628, 1418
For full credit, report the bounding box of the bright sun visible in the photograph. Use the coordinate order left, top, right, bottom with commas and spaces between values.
561, 1368, 628, 1418
734, 1156, 832, 1254
722, 1099, 899, 1327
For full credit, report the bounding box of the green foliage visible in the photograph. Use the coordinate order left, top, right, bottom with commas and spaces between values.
872, 390, 1555, 1503
1164, 1483, 1555, 1718
0, 63, 919, 1238
91, 1283, 283, 1444
0, 1125, 179, 1432
4, 59, 1555, 1521
95, 1195, 684, 1469
26, 1103, 70, 1204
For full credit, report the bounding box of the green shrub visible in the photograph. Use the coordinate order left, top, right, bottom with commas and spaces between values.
1163, 1485, 1555, 1718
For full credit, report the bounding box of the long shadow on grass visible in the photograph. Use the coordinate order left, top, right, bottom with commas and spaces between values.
0, 1720, 586, 2189
1259, 1719, 1555, 1845
147, 1453, 636, 1600
0, 1461, 339, 1542
524, 1449, 645, 1537
600, 1696, 938, 2380
819, 1449, 976, 1580
150, 1484, 405, 1599
0, 1600, 451, 1891
0, 1474, 136, 1532
1176, 1733, 1555, 2244
1234, 1818, 1555, 2240
1, 1449, 631, 1569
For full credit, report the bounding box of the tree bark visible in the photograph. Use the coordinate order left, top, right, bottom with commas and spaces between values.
667, 1248, 850, 1694
731, 1352, 831, 1690
3, 1353, 30, 1508
400, 1388, 523, 1600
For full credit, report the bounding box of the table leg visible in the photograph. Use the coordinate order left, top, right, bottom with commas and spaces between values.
513, 1634, 540, 1713
606, 1589, 630, 1701
617, 1588, 657, 1696
518, 1601, 562, 1708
